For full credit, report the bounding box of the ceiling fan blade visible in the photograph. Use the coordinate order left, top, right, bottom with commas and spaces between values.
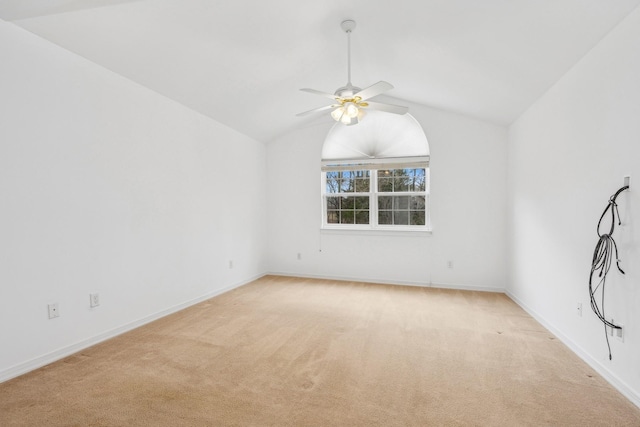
365, 101, 409, 115
296, 104, 336, 117
354, 81, 393, 101
300, 88, 340, 101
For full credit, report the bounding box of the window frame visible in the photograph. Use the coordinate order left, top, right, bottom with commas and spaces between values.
321, 159, 430, 232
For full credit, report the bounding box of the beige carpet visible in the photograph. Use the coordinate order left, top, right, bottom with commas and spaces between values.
1, 275, 639, 426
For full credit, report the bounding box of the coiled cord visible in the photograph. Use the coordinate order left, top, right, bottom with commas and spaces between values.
589, 185, 628, 360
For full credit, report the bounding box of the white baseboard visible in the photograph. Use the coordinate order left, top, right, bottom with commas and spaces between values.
506, 290, 640, 409
0, 273, 265, 384
267, 271, 505, 293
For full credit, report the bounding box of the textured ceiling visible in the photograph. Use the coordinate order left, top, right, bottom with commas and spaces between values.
1, 0, 639, 142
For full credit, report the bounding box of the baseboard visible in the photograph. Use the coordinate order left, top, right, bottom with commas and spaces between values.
267, 271, 505, 293
506, 290, 640, 409
0, 273, 265, 384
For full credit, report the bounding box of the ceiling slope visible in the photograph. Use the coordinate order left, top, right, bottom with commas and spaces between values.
1, 0, 639, 142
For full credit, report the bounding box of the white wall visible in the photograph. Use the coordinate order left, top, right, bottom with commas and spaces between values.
267, 102, 508, 290
0, 20, 267, 380
507, 7, 640, 406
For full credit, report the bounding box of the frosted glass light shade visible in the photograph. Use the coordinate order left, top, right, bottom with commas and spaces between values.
331, 106, 345, 121
344, 102, 359, 118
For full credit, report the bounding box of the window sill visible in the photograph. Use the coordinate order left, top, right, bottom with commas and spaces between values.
320, 226, 432, 237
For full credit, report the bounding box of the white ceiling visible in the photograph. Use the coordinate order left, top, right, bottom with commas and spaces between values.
1, 0, 639, 142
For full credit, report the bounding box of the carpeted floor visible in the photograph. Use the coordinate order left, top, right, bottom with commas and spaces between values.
1, 275, 639, 426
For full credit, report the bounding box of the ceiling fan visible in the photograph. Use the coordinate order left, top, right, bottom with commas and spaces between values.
297, 19, 408, 126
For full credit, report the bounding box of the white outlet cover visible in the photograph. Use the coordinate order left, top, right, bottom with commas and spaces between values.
90, 293, 100, 308
48, 303, 59, 319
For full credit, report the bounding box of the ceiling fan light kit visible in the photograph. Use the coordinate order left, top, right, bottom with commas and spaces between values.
331, 99, 366, 125
297, 19, 408, 125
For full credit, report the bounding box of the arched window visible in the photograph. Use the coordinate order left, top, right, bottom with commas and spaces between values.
321, 110, 430, 230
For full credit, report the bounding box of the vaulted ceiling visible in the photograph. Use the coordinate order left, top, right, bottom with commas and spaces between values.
1, 0, 638, 142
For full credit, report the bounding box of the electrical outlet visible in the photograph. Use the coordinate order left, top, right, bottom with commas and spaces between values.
297, 252, 302, 260
48, 303, 59, 319
576, 302, 582, 317
608, 319, 624, 340
90, 293, 100, 308
447, 260, 453, 269
624, 176, 630, 187
228, 260, 233, 269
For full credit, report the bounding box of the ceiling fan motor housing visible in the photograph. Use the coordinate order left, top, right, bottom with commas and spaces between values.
334, 85, 362, 98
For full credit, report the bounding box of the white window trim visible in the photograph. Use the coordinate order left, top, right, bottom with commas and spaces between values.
320, 165, 431, 232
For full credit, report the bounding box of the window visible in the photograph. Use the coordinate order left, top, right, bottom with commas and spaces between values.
319, 111, 430, 230
322, 161, 429, 230
325, 170, 371, 225
377, 168, 427, 226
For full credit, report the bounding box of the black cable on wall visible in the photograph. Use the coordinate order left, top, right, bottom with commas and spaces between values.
589, 184, 629, 360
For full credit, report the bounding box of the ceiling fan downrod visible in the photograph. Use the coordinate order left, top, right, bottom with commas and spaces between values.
342, 19, 356, 89
335, 20, 360, 98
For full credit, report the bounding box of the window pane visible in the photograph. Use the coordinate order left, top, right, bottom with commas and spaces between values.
340, 196, 355, 210
327, 210, 339, 224
340, 211, 354, 224
340, 178, 354, 193
412, 169, 426, 191
378, 177, 393, 192
326, 197, 340, 210
355, 178, 370, 192
411, 196, 425, 210
378, 196, 392, 210
394, 173, 410, 192
326, 173, 340, 193
355, 210, 369, 224
394, 211, 409, 225
378, 210, 392, 225
394, 196, 409, 210
354, 197, 369, 209
410, 211, 426, 226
